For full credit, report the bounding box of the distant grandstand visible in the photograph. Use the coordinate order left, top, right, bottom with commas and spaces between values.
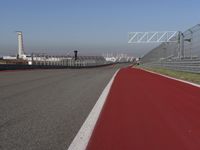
142, 24, 200, 63
77, 56, 106, 66
141, 24, 200, 73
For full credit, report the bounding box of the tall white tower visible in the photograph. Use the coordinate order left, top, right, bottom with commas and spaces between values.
16, 31, 25, 59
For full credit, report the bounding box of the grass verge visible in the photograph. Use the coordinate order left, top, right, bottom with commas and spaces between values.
139, 66, 200, 85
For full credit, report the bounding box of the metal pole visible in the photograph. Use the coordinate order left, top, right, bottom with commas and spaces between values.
177, 31, 182, 59
181, 32, 184, 58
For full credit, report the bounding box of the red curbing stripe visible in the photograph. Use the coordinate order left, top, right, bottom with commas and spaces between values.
87, 67, 200, 150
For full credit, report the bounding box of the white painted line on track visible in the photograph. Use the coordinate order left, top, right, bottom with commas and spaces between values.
68, 70, 119, 150
138, 68, 200, 88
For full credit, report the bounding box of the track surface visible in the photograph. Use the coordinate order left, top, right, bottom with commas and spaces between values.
0, 64, 126, 150
87, 67, 200, 150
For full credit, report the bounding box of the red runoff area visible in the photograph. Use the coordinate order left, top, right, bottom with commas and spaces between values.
87, 67, 200, 150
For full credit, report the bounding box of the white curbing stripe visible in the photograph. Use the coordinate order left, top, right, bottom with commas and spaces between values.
139, 68, 200, 88
68, 70, 119, 150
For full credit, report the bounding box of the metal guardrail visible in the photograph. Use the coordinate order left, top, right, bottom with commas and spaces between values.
143, 59, 200, 73
0, 55, 114, 71
33, 59, 107, 67
29, 54, 109, 67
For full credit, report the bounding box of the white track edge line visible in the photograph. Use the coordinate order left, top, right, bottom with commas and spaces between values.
67, 69, 119, 150
139, 68, 200, 88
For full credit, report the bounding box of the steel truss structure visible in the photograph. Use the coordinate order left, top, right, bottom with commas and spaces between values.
128, 31, 178, 43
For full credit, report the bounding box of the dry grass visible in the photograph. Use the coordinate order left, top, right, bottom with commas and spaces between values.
140, 66, 200, 85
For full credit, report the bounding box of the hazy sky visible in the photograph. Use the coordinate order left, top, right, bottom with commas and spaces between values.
0, 0, 200, 56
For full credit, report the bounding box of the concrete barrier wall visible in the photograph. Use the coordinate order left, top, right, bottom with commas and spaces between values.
0, 63, 114, 71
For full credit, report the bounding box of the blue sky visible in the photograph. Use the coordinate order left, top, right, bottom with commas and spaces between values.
0, 0, 200, 56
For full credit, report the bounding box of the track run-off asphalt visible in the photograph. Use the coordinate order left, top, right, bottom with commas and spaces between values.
0, 64, 128, 150
87, 67, 200, 150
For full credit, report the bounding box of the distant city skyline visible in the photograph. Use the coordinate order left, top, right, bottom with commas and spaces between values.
0, 0, 200, 57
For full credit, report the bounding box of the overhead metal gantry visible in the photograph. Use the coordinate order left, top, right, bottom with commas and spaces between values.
128, 31, 188, 58
128, 31, 178, 43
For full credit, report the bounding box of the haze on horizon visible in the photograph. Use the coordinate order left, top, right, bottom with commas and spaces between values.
0, 0, 200, 57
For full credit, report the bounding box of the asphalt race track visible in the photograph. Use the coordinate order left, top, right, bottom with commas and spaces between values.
87, 67, 200, 150
0, 64, 127, 150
